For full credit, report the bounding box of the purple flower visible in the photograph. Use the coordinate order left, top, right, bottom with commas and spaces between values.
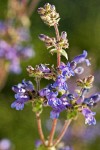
59, 61, 84, 78
50, 110, 60, 119
17, 27, 30, 42
11, 80, 34, 110
84, 93, 100, 106
35, 140, 42, 148
38, 64, 50, 73
16, 45, 34, 59
72, 50, 91, 66
82, 108, 96, 125
52, 75, 68, 91
59, 62, 75, 78
48, 93, 69, 119
39, 85, 69, 119
9, 58, 21, 74
0, 21, 7, 33
0, 139, 12, 150
39, 87, 51, 97
74, 66, 84, 74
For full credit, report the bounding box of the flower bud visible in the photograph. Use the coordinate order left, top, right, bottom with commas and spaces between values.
26, 65, 34, 73
61, 31, 67, 40
87, 75, 94, 84
37, 7, 45, 15
51, 5, 56, 11
38, 3, 60, 26
44, 3, 51, 10
76, 79, 83, 86
39, 34, 46, 41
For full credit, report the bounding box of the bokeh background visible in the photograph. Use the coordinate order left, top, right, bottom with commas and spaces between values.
0, 0, 100, 150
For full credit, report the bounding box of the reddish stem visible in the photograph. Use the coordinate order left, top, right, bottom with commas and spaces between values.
36, 113, 46, 146
53, 120, 72, 146
54, 24, 61, 67
48, 24, 61, 147
48, 119, 58, 146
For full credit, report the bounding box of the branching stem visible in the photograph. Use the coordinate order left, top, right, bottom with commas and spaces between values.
48, 119, 58, 146
53, 119, 72, 146
36, 113, 46, 146
48, 24, 61, 147
54, 24, 61, 67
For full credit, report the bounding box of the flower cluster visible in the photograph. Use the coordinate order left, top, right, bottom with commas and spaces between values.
39, 32, 69, 50
11, 50, 100, 125
11, 2, 100, 150
26, 64, 55, 80
11, 80, 35, 110
0, 0, 35, 74
38, 3, 60, 26
0, 39, 34, 73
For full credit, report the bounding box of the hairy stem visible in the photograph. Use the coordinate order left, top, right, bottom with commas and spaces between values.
54, 24, 61, 67
48, 24, 61, 147
35, 77, 40, 92
53, 119, 72, 146
28, 0, 40, 16
36, 113, 46, 146
48, 119, 58, 146
35, 78, 46, 145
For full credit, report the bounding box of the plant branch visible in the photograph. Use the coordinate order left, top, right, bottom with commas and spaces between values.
28, 0, 40, 16
48, 24, 61, 147
48, 119, 58, 146
54, 24, 61, 67
36, 113, 46, 146
53, 119, 72, 146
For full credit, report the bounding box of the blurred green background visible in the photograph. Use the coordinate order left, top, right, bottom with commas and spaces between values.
0, 0, 100, 150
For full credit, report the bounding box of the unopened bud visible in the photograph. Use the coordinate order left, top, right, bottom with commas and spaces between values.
39, 34, 46, 41
61, 31, 67, 40
26, 66, 34, 73
51, 5, 56, 11
37, 7, 45, 15
87, 75, 94, 84
44, 3, 51, 10
77, 79, 83, 86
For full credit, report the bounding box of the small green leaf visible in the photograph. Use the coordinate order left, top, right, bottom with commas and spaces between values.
49, 49, 57, 55
50, 49, 68, 60
61, 49, 68, 60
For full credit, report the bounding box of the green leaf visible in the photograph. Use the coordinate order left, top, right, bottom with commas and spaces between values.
50, 48, 68, 60
61, 49, 68, 60
49, 49, 57, 55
